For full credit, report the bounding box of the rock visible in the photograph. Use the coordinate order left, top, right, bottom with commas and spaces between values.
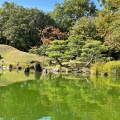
17, 66, 22, 70
34, 63, 42, 72
52, 68, 59, 72
74, 69, 82, 73
16, 62, 22, 70
24, 67, 30, 72
30, 65, 34, 69
1, 65, 6, 69
60, 69, 66, 72
0, 55, 3, 59
103, 72, 108, 77
30, 60, 35, 64
51, 68, 60, 74
42, 68, 48, 74
67, 69, 73, 73
8, 64, 13, 70
15, 66, 22, 70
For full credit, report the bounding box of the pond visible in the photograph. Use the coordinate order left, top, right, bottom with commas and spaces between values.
0, 70, 120, 120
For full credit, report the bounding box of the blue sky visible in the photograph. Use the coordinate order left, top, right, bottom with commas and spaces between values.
0, 0, 64, 12
0, 0, 100, 12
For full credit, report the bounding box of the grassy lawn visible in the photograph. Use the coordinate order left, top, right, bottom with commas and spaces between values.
0, 44, 45, 67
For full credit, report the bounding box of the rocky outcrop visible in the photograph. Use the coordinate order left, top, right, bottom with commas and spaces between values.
34, 63, 42, 72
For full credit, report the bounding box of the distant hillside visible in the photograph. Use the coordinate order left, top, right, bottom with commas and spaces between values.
0, 44, 44, 66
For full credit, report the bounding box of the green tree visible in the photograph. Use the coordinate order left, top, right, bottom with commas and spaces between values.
79, 40, 109, 63
0, 2, 55, 51
70, 16, 97, 39
29, 45, 48, 56
45, 40, 67, 66
96, 0, 120, 38
96, 0, 120, 59
50, 0, 97, 32
95, 8, 116, 41
98, 0, 120, 11
104, 12, 120, 59
64, 35, 85, 61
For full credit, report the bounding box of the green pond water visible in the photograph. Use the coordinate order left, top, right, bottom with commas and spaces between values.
0, 70, 120, 120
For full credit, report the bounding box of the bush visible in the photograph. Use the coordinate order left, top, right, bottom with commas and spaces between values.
91, 61, 120, 76
105, 61, 120, 76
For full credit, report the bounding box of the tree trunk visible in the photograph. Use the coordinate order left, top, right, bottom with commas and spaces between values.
85, 54, 94, 67
55, 57, 63, 67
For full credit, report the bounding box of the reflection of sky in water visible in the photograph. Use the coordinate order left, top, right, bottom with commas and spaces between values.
38, 117, 51, 120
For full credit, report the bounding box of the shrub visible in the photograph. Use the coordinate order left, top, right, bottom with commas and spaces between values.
91, 61, 120, 76
104, 61, 120, 76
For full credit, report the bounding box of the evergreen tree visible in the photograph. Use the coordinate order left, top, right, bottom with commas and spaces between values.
79, 40, 109, 63
64, 35, 85, 61
45, 40, 67, 66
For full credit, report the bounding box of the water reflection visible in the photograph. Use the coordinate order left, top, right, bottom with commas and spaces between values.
24, 72, 30, 77
34, 72, 41, 80
38, 117, 51, 120
0, 71, 120, 120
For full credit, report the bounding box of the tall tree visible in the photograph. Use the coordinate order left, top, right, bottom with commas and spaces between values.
104, 11, 120, 59
96, 0, 120, 39
50, 0, 97, 32
70, 16, 97, 39
96, 0, 120, 59
98, 0, 120, 11
0, 2, 55, 51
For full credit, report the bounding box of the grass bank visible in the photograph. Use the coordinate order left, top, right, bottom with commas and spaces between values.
0, 44, 45, 68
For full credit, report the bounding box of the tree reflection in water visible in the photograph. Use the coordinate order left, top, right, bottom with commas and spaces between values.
0, 71, 120, 120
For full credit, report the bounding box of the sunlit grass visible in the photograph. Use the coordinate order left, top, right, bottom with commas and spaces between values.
0, 44, 44, 67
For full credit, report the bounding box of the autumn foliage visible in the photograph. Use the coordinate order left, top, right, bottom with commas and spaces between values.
39, 26, 68, 45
